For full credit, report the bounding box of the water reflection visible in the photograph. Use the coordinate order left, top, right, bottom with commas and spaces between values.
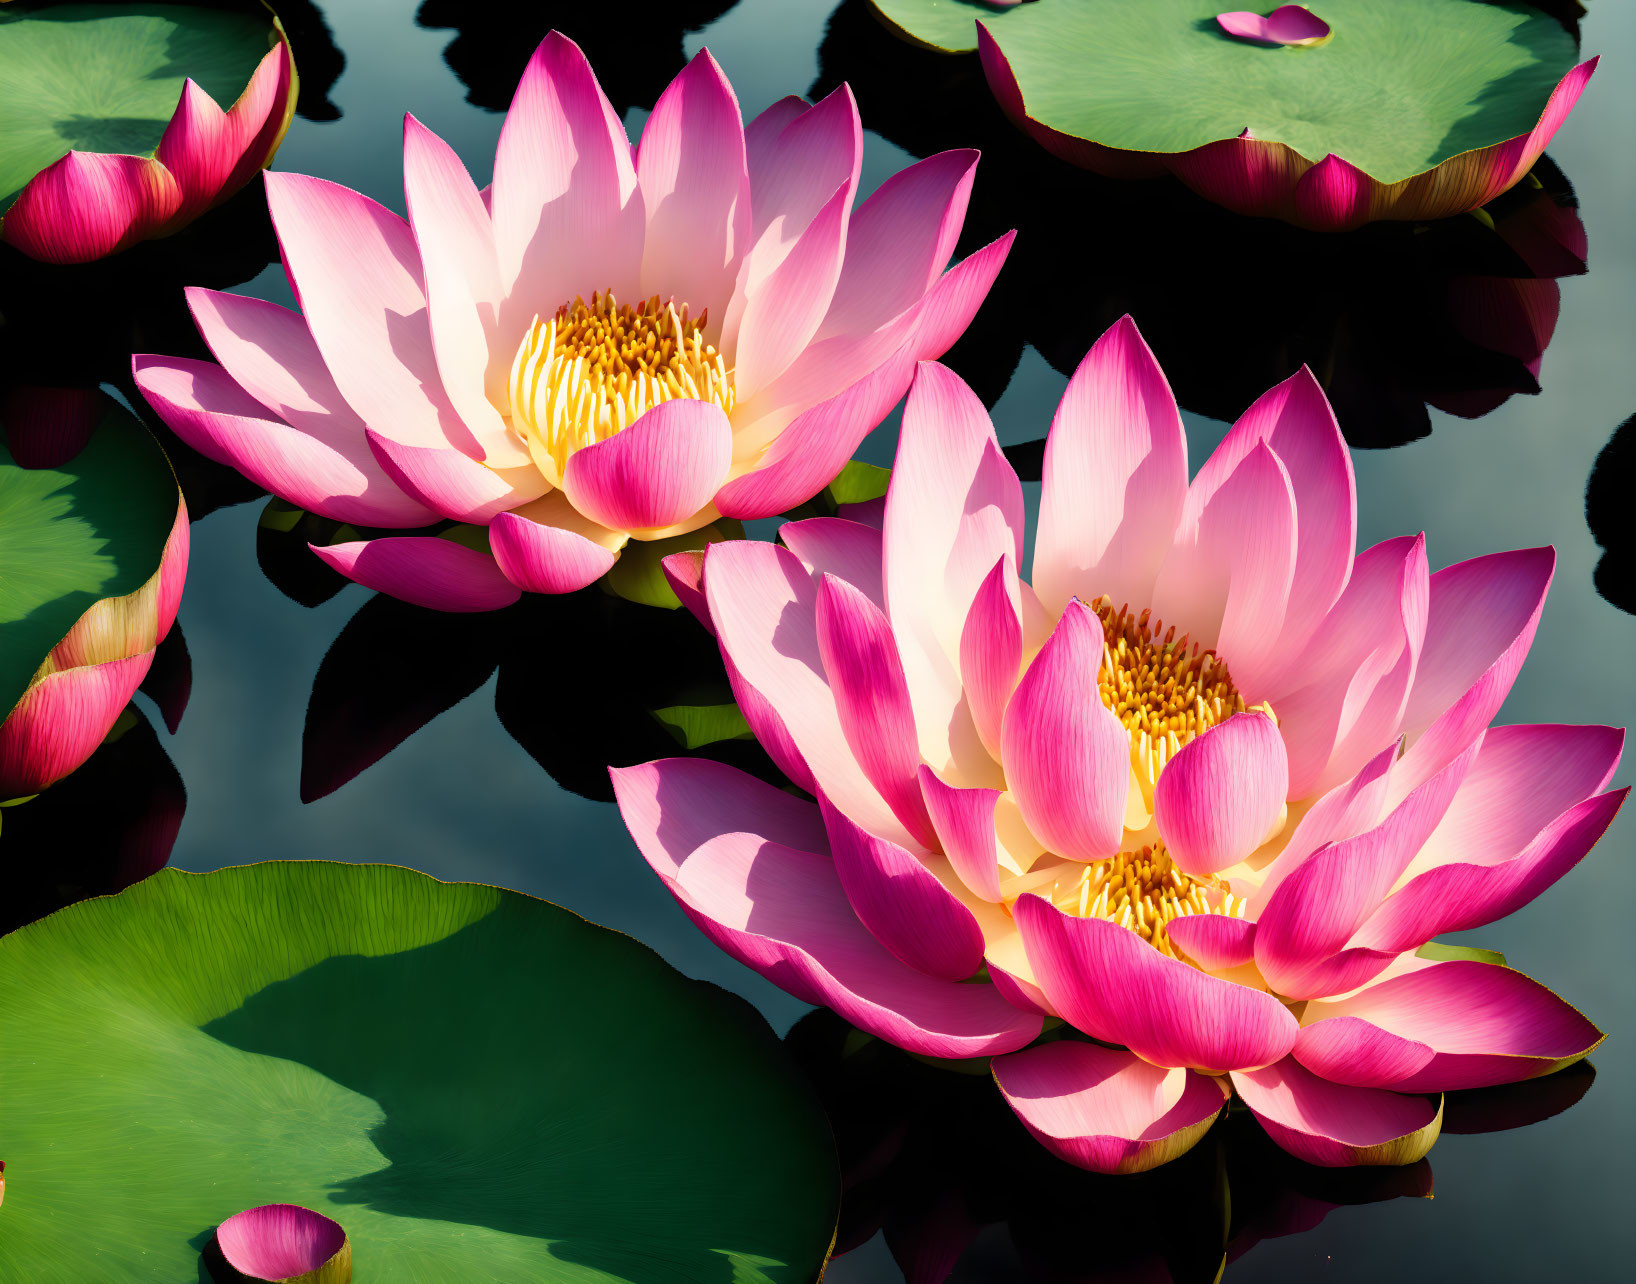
415, 0, 739, 114
1587, 412, 1636, 615
792, 1009, 1598, 1282
816, 0, 1590, 449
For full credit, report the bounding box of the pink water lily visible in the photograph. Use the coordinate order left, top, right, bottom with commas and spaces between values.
131, 33, 1010, 612
614, 315, 1624, 1173
1, 34, 294, 264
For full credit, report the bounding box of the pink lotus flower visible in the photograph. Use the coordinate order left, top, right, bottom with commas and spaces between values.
131, 33, 1011, 612
0, 390, 189, 799
614, 315, 1625, 1173
0, 33, 294, 265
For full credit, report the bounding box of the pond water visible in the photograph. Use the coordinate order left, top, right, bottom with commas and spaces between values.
7, 0, 1635, 1278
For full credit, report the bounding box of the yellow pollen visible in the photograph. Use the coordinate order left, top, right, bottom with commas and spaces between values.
507, 290, 734, 483
1046, 843, 1246, 960
1094, 598, 1269, 805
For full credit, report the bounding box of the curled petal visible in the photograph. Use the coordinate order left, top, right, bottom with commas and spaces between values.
1154, 710, 1288, 876
1296, 960, 1604, 1093
1016, 896, 1298, 1074
993, 1041, 1230, 1175
1216, 7, 1331, 47
918, 767, 1003, 904
310, 537, 521, 613
960, 556, 1022, 760
1231, 1057, 1442, 1168
0, 655, 153, 798
1002, 601, 1129, 861
562, 399, 732, 534
216, 1204, 349, 1284
3, 152, 181, 265
1166, 913, 1257, 972
365, 429, 547, 525
779, 516, 884, 610
489, 493, 625, 595
661, 549, 711, 631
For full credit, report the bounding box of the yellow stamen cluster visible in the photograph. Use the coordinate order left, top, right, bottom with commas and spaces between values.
508, 290, 734, 481
1095, 599, 1248, 802
1049, 843, 1246, 960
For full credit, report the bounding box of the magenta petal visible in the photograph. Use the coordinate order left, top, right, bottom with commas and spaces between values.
1034, 315, 1188, 616
310, 537, 521, 613
158, 41, 291, 223
611, 758, 1042, 1058
960, 556, 1023, 758
489, 508, 617, 595
1001, 601, 1130, 862
1294, 154, 1373, 233
0, 655, 153, 797
917, 767, 1003, 903
562, 399, 732, 534
1016, 896, 1298, 1074
822, 795, 985, 982
217, 1204, 348, 1282
815, 574, 936, 846
993, 1041, 1230, 1175
1295, 960, 1604, 1093
1216, 7, 1331, 47
1154, 711, 1287, 876
1231, 1057, 1442, 1167
779, 516, 885, 611
745, 87, 861, 244
2, 151, 181, 264
365, 429, 546, 525
1166, 914, 1258, 972
662, 549, 712, 632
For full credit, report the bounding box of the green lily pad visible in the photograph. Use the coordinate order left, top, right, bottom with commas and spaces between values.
871, 0, 1578, 181
0, 2, 278, 209
652, 701, 754, 749
0, 862, 838, 1281
0, 397, 177, 714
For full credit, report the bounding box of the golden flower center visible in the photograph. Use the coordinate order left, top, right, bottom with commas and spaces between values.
1045, 842, 1246, 961
1095, 598, 1248, 804
508, 290, 735, 481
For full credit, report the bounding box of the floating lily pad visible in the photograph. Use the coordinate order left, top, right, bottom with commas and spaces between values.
0, 2, 276, 209
869, 0, 1588, 228
0, 862, 838, 1281
0, 396, 178, 714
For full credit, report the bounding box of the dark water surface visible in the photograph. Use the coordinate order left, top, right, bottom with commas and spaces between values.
37, 0, 1636, 1278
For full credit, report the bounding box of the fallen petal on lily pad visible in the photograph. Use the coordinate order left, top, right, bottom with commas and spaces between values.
1217, 6, 1331, 47
216, 1205, 351, 1284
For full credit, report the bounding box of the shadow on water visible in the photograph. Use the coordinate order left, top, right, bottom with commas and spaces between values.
817, 0, 1591, 449
198, 903, 825, 1282
1586, 411, 1636, 615
790, 1009, 1600, 1282
415, 0, 740, 115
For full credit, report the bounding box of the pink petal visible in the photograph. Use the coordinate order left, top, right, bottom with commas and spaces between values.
611, 758, 1042, 1058
365, 429, 547, 525
402, 115, 526, 469
636, 49, 750, 315
158, 41, 292, 223
723, 648, 816, 796
491, 32, 644, 337
779, 516, 884, 610
1154, 711, 1288, 876
960, 556, 1023, 761
1293, 155, 1373, 234
1034, 316, 1187, 616
1166, 914, 1258, 971
1016, 895, 1299, 1074
1216, 7, 1331, 47
815, 574, 936, 846
744, 87, 861, 246
489, 493, 622, 594
1352, 788, 1628, 955
1272, 535, 1428, 799
662, 549, 712, 630
0, 655, 153, 797
1297, 960, 1603, 1093
1393, 547, 1554, 793
993, 1041, 1230, 1175
817, 149, 978, 342
263, 171, 483, 459
180, 287, 441, 525
821, 796, 985, 981
561, 399, 732, 534
216, 1204, 347, 1281
713, 232, 1013, 521
1001, 601, 1130, 862
2, 152, 180, 264
1254, 741, 1480, 1000
1231, 1057, 1442, 1167
310, 537, 521, 612
1149, 441, 1297, 692
885, 360, 1022, 780
1185, 367, 1355, 672
727, 181, 849, 398
917, 767, 1003, 903
131, 354, 436, 529
704, 539, 913, 844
